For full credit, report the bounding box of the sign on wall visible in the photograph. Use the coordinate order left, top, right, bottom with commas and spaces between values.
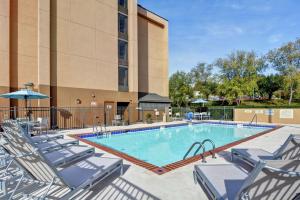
279, 109, 294, 119
255, 110, 264, 114
244, 109, 252, 113
264, 109, 274, 116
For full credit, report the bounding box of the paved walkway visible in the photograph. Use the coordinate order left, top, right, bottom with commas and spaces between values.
61, 122, 300, 200
8, 121, 300, 200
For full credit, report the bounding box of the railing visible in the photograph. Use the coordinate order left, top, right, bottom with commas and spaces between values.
202, 139, 216, 159
249, 114, 257, 125
171, 107, 234, 121
0, 106, 123, 130
183, 142, 206, 162
183, 139, 217, 162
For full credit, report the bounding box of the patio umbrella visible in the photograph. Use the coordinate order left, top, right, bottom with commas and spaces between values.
0, 89, 49, 119
191, 98, 208, 107
0, 89, 48, 100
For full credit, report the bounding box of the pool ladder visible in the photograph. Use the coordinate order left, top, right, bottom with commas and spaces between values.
96, 124, 111, 138
183, 139, 216, 162
249, 114, 257, 125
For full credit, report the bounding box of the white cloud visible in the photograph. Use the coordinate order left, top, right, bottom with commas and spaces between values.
268, 34, 282, 44
206, 24, 244, 37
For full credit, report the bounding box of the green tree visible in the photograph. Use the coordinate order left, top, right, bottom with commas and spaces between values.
189, 63, 217, 99
215, 51, 266, 104
257, 75, 284, 100
267, 39, 300, 104
169, 71, 193, 107
189, 63, 213, 84
194, 80, 218, 100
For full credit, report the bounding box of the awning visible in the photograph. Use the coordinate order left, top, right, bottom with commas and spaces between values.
138, 93, 172, 103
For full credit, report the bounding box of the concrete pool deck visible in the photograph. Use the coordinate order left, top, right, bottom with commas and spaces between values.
9, 121, 300, 199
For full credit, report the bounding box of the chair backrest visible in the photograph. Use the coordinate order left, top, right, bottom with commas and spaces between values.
274, 134, 300, 160
115, 115, 121, 120
37, 117, 48, 127
237, 160, 300, 200
1, 120, 65, 186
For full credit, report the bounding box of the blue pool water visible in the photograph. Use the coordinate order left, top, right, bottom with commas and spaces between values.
86, 123, 272, 167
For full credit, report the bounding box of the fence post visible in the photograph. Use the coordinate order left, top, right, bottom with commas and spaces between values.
128, 105, 130, 125
50, 106, 57, 129
13, 106, 17, 119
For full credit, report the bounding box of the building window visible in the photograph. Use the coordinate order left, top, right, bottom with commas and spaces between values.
118, 0, 127, 9
118, 67, 128, 91
118, 13, 128, 34
118, 40, 128, 64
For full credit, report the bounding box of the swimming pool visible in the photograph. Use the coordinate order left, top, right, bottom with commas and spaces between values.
75, 122, 276, 173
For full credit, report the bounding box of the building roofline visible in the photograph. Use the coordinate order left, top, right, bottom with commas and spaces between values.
138, 4, 168, 22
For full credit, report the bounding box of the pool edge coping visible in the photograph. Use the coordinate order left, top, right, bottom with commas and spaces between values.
68, 122, 283, 175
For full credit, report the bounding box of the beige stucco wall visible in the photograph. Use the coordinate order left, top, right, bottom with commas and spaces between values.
52, 0, 119, 91
0, 0, 168, 110
10, 0, 39, 90
0, 0, 10, 106
138, 6, 169, 97
48, 0, 139, 107
234, 108, 300, 124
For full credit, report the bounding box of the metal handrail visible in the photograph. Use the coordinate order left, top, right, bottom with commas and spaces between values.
202, 139, 216, 159
183, 142, 206, 162
249, 114, 257, 125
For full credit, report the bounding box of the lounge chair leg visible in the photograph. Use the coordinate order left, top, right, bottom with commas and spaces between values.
40, 177, 55, 199
0, 180, 7, 195
9, 171, 24, 200
193, 171, 197, 184
120, 164, 124, 175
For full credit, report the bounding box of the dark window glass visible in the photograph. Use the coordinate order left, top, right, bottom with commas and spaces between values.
118, 13, 128, 34
118, 0, 127, 9
118, 67, 128, 90
118, 40, 128, 61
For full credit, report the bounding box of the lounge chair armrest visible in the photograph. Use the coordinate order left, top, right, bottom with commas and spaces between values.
265, 166, 300, 177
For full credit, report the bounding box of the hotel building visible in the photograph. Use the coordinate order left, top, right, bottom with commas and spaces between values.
0, 0, 169, 123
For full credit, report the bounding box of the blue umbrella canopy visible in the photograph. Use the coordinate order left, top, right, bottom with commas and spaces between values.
0, 89, 48, 100
191, 98, 208, 104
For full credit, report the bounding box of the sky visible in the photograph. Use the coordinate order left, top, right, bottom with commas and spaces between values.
138, 0, 300, 75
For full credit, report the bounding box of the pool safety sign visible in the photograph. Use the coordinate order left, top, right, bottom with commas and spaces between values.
279, 109, 294, 119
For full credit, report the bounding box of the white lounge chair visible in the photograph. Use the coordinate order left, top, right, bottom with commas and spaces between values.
9, 121, 80, 152
231, 134, 300, 166
2, 121, 94, 167
1, 121, 123, 200
194, 160, 300, 200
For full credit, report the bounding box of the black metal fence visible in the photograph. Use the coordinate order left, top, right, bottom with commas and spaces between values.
0, 106, 113, 129
0, 106, 234, 130
171, 107, 234, 121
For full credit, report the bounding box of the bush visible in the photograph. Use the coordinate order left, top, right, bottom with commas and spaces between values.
145, 113, 152, 123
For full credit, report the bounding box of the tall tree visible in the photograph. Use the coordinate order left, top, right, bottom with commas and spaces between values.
215, 51, 266, 104
189, 63, 217, 99
169, 71, 193, 107
189, 63, 213, 84
267, 39, 300, 104
257, 75, 284, 100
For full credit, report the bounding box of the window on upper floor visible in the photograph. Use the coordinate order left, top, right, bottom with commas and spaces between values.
118, 13, 128, 34
118, 40, 128, 64
118, 0, 127, 9
118, 66, 128, 91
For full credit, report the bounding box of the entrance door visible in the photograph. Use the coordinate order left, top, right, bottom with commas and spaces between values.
104, 101, 115, 126
117, 102, 129, 121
